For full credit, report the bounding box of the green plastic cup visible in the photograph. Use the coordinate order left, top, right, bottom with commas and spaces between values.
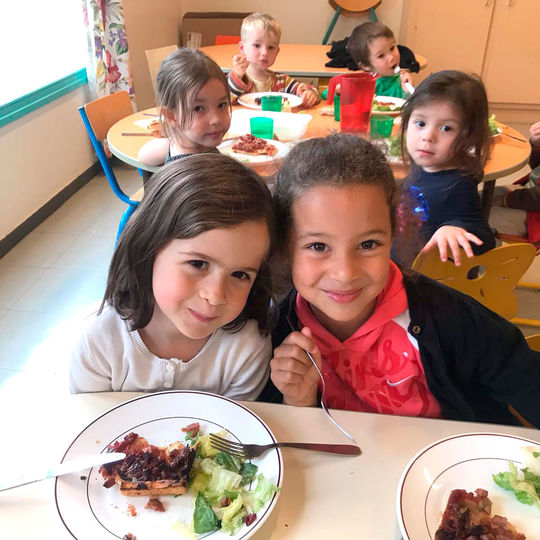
370, 115, 394, 139
250, 117, 274, 139
261, 95, 282, 112
334, 93, 341, 121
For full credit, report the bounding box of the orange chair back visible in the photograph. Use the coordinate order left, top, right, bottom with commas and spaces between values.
215, 35, 241, 45
83, 90, 134, 141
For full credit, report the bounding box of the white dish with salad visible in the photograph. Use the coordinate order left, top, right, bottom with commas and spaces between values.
397, 432, 540, 540
371, 96, 405, 116
55, 391, 283, 540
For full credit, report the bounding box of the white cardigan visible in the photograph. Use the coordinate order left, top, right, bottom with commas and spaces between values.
70, 307, 270, 400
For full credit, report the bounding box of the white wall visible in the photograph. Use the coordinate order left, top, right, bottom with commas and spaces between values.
0, 87, 95, 241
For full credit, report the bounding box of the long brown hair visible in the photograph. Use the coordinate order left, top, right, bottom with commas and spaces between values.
157, 48, 230, 144
400, 70, 492, 182
102, 153, 276, 333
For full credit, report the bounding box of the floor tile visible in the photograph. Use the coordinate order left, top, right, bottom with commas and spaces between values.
0, 264, 47, 309
9, 265, 107, 318
82, 205, 125, 239
0, 231, 76, 268
33, 199, 105, 237
48, 233, 115, 270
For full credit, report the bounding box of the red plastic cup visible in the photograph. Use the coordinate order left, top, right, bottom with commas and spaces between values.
339, 74, 376, 134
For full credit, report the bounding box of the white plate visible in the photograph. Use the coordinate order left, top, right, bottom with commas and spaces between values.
134, 118, 159, 129
238, 92, 302, 110
219, 138, 289, 164
397, 432, 540, 540
372, 95, 405, 116
228, 109, 312, 141
55, 391, 283, 540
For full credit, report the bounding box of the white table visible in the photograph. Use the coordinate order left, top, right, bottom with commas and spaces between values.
0, 392, 538, 539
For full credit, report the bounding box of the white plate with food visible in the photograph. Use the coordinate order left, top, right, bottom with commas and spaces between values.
397, 432, 540, 540
219, 136, 289, 164
238, 92, 302, 111
372, 96, 405, 116
228, 109, 312, 142
55, 391, 283, 540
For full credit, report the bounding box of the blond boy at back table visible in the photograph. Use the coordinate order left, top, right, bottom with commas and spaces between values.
227, 12, 320, 107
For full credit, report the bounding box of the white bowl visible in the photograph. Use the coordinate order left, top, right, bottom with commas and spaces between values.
228, 109, 312, 141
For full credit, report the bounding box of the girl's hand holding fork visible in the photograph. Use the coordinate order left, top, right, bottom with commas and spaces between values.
270, 327, 322, 407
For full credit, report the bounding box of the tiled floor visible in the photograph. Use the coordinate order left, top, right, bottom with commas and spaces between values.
0, 153, 539, 402
0, 162, 142, 401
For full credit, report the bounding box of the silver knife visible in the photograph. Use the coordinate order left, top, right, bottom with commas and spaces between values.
0, 452, 126, 492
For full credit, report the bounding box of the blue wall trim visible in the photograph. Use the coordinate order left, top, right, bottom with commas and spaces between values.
0, 68, 88, 127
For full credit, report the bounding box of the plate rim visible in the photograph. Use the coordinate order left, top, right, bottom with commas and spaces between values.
54, 390, 283, 540
396, 431, 540, 540
218, 137, 289, 163
238, 91, 302, 110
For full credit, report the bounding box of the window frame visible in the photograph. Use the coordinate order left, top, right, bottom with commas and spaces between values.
0, 68, 88, 128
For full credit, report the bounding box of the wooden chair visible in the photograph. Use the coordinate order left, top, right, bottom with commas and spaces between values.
215, 35, 240, 45
411, 243, 537, 324
79, 91, 142, 243
323, 0, 380, 44
145, 44, 178, 101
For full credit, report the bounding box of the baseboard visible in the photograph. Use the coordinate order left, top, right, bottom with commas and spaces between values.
0, 162, 101, 259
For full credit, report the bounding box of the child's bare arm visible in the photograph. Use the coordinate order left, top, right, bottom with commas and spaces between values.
137, 138, 169, 167
270, 327, 321, 407
231, 54, 249, 79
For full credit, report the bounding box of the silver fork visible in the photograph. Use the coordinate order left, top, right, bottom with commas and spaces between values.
285, 315, 357, 444
209, 433, 361, 459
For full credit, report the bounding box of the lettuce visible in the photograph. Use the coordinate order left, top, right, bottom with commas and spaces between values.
214, 451, 242, 473
239, 462, 258, 485
493, 461, 540, 509
205, 467, 243, 501
242, 474, 281, 513
193, 493, 220, 534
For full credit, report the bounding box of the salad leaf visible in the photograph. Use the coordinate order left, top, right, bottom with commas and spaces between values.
214, 451, 241, 473
206, 467, 243, 500
488, 114, 499, 136
240, 462, 259, 485
243, 474, 281, 513
197, 433, 222, 458
493, 461, 540, 509
189, 470, 210, 493
193, 493, 220, 534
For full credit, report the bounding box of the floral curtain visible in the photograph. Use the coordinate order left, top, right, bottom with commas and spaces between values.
82, 0, 134, 100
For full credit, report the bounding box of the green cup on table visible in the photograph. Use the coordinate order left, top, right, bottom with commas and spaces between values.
261, 95, 282, 112
250, 117, 274, 139
370, 115, 394, 139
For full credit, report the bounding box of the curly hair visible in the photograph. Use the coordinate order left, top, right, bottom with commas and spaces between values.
273, 133, 420, 266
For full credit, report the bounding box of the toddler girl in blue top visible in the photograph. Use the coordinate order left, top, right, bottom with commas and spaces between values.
398, 70, 495, 265
138, 48, 231, 167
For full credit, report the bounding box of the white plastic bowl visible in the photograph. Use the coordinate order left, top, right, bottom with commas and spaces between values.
228, 109, 312, 141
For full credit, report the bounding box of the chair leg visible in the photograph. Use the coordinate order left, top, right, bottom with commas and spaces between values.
116, 203, 139, 245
